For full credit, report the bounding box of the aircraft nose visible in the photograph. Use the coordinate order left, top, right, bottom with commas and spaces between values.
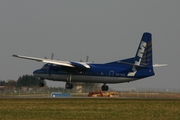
33, 70, 39, 75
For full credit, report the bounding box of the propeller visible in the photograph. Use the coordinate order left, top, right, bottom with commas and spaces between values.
86, 55, 89, 62
51, 53, 54, 60
80, 55, 89, 62
48, 53, 54, 76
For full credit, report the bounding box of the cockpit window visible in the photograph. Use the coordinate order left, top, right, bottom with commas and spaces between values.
41, 64, 58, 70
42, 64, 50, 70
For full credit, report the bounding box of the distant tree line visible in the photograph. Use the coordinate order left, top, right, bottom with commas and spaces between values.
0, 75, 100, 92
16, 75, 46, 88
0, 80, 5, 86
0, 75, 46, 88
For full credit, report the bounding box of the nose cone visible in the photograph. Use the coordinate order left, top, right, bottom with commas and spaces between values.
33, 69, 39, 75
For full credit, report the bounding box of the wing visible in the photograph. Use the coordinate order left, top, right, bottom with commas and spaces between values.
13, 54, 91, 70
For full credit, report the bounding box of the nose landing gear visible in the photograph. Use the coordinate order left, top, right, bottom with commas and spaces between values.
39, 83, 44, 87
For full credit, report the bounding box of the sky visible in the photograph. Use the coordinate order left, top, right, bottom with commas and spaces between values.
0, 0, 180, 89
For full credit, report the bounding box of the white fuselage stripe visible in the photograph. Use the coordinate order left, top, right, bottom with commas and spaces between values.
35, 74, 139, 83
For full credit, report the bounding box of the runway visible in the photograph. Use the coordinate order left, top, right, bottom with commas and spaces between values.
1, 95, 180, 99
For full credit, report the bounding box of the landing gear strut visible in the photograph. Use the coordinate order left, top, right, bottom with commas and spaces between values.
65, 74, 73, 89
101, 84, 109, 91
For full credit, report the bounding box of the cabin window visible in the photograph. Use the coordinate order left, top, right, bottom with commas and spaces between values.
116, 73, 120, 76
120, 74, 125, 76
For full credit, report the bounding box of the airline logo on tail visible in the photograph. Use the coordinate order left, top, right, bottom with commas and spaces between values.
135, 41, 147, 66
127, 41, 147, 77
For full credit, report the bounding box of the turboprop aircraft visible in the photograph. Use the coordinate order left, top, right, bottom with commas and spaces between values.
13, 32, 167, 91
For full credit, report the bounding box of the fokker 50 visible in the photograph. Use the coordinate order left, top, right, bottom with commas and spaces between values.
13, 32, 166, 91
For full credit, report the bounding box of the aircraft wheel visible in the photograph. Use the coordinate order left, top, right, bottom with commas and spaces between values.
65, 83, 73, 89
39, 83, 44, 87
65, 84, 69, 89
101, 85, 109, 91
105, 85, 109, 91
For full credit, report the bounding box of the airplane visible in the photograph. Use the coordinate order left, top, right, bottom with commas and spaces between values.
13, 32, 167, 91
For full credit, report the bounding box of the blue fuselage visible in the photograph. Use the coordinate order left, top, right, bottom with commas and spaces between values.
33, 63, 155, 83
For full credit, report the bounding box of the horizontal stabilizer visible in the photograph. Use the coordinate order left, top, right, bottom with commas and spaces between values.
119, 61, 146, 68
153, 64, 168, 67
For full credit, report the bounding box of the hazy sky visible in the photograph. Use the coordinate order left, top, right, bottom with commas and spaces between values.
0, 0, 179, 89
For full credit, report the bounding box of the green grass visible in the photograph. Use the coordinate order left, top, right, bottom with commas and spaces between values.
0, 98, 180, 120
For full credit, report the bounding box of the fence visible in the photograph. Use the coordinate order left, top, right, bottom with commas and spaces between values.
0, 87, 180, 98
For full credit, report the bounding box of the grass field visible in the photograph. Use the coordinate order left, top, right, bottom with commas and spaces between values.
0, 98, 180, 120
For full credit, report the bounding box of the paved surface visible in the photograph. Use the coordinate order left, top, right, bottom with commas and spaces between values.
1, 96, 180, 99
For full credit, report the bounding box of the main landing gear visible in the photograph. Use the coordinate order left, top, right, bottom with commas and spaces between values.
101, 84, 109, 91
65, 74, 73, 89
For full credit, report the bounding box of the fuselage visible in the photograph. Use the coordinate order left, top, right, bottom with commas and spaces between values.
33, 63, 154, 83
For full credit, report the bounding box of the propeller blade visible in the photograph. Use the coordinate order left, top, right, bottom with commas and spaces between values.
86, 55, 89, 62
51, 53, 54, 60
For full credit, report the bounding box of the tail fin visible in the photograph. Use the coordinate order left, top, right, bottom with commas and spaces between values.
127, 32, 154, 77
134, 32, 152, 67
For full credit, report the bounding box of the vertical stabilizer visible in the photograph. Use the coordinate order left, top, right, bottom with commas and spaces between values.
128, 32, 153, 77
134, 32, 153, 66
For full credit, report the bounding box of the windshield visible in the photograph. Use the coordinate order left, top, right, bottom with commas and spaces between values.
41, 64, 50, 70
